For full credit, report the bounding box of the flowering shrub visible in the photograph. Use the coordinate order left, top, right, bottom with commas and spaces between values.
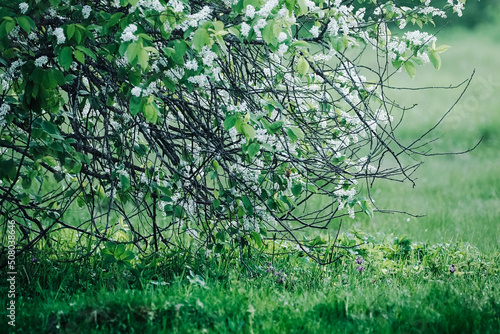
0, 0, 466, 264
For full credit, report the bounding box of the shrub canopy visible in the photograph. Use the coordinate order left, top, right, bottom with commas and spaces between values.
0, 0, 467, 264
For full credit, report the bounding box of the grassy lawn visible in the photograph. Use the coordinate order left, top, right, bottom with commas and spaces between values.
2, 26, 500, 333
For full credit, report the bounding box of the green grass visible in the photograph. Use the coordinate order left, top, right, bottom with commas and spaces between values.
4, 236, 500, 333
2, 26, 500, 333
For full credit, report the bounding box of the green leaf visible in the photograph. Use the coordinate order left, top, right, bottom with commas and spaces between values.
51, 69, 65, 86
242, 124, 255, 139
64, 158, 82, 174
0, 159, 16, 181
126, 42, 139, 64
435, 45, 450, 54
22, 175, 32, 189
174, 205, 184, 218
107, 12, 124, 28
285, 0, 296, 13
251, 231, 263, 248
73, 49, 85, 64
76, 46, 96, 60
16, 16, 31, 34
43, 156, 58, 167
58, 46, 73, 70
289, 126, 304, 140
403, 61, 416, 79
359, 199, 374, 218
262, 21, 274, 45
172, 40, 187, 65
291, 183, 302, 197
297, 56, 309, 76
129, 96, 143, 116
66, 24, 75, 40
192, 28, 210, 52
224, 115, 237, 130
41, 121, 60, 136
228, 27, 240, 38
247, 142, 261, 159
119, 174, 131, 191
120, 250, 135, 261
138, 49, 149, 69
268, 121, 283, 134
143, 104, 157, 124
296, 0, 307, 15
429, 50, 441, 70
290, 40, 310, 49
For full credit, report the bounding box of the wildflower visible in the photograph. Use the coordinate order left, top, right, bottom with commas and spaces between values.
356, 266, 364, 272
31, 257, 38, 262
450, 264, 456, 274
356, 256, 364, 265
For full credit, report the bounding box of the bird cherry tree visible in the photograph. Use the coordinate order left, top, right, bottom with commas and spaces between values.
0, 0, 468, 265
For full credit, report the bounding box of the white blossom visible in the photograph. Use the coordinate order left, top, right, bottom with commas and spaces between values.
188, 74, 209, 88
200, 46, 217, 67
403, 31, 436, 46
34, 56, 48, 67
277, 32, 287, 43
241, 22, 251, 37
131, 87, 142, 97
277, 43, 288, 57
253, 19, 267, 38
276, 5, 288, 18
448, 0, 464, 17
245, 5, 256, 19
53, 27, 66, 44
327, 17, 339, 36
0, 103, 10, 127
46, 7, 57, 17
309, 25, 320, 38
184, 59, 198, 70
19, 2, 29, 14
82, 5, 92, 19
178, 6, 212, 30
257, 0, 279, 18
121, 24, 138, 42
169, 0, 184, 12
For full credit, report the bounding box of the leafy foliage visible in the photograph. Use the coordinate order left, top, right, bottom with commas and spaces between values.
0, 0, 467, 265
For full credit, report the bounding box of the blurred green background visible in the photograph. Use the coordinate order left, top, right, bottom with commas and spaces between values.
350, 4, 500, 252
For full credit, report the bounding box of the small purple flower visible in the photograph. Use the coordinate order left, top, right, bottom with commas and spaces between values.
356, 266, 364, 273
450, 264, 456, 274
30, 257, 38, 262
356, 256, 364, 265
